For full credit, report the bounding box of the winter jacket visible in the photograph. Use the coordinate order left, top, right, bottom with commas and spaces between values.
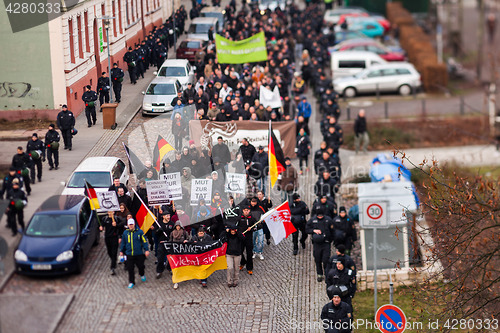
306, 215, 333, 244
222, 229, 245, 256
290, 200, 309, 227
278, 164, 298, 193
296, 134, 311, 158
120, 227, 149, 256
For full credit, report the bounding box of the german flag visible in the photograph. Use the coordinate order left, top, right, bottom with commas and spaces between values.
123, 142, 147, 176
152, 135, 174, 172
84, 181, 100, 210
131, 189, 156, 233
165, 240, 227, 284
268, 123, 286, 188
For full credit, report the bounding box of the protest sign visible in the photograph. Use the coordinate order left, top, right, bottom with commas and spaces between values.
190, 179, 213, 206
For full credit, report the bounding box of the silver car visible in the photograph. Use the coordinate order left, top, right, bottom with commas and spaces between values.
333, 63, 421, 98
155, 59, 195, 89
142, 78, 181, 116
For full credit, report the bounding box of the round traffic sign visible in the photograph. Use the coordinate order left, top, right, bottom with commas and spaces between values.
367, 203, 383, 220
375, 304, 407, 333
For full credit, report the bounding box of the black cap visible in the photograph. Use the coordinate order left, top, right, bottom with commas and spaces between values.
337, 257, 345, 266
32, 133, 38, 137
285, 157, 291, 161
9, 166, 16, 171
336, 244, 346, 254
164, 158, 171, 164
62, 104, 67, 108
339, 206, 347, 213
242, 205, 251, 210
316, 208, 325, 216
49, 123, 55, 128
228, 224, 238, 230
113, 63, 118, 66
258, 145, 264, 150
292, 193, 300, 201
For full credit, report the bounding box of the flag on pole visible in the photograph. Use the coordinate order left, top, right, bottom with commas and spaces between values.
164, 240, 227, 283
152, 135, 174, 172
262, 201, 295, 245
123, 143, 147, 176
268, 123, 286, 188
130, 189, 156, 233
84, 181, 100, 210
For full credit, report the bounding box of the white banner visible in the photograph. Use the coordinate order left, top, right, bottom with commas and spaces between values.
146, 180, 170, 205
259, 85, 282, 109
161, 172, 183, 200
224, 172, 246, 194
97, 191, 120, 211
190, 179, 213, 206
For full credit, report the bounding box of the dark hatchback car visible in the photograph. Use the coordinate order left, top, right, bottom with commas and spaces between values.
14, 195, 100, 276
176, 39, 206, 63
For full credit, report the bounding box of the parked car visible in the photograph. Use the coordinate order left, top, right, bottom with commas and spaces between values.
323, 7, 368, 25
61, 156, 129, 214
14, 195, 100, 275
258, 0, 288, 12
337, 14, 390, 34
333, 30, 369, 46
332, 39, 406, 62
331, 51, 387, 78
200, 6, 225, 31
156, 59, 195, 88
187, 17, 219, 41
176, 39, 207, 63
333, 63, 421, 98
338, 18, 385, 38
142, 78, 182, 116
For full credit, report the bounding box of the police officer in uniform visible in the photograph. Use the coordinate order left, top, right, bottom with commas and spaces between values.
57, 105, 75, 150
332, 206, 357, 255
26, 133, 45, 183
97, 72, 110, 109
45, 124, 60, 170
290, 193, 309, 255
6, 179, 28, 236
154, 40, 168, 70
123, 46, 137, 84
111, 63, 124, 103
12, 146, 32, 195
306, 208, 333, 282
0, 167, 23, 200
326, 257, 356, 306
321, 286, 353, 333
82, 85, 98, 127
135, 44, 145, 79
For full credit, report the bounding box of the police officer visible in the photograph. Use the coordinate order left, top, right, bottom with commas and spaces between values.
97, 72, 110, 109
0, 167, 23, 200
290, 193, 309, 255
26, 133, 45, 183
135, 44, 145, 79
56, 105, 75, 150
332, 207, 357, 255
154, 40, 168, 70
326, 257, 356, 306
6, 179, 28, 236
311, 194, 337, 219
321, 286, 353, 333
123, 46, 137, 84
12, 146, 32, 196
306, 208, 333, 282
110, 63, 124, 103
45, 124, 60, 170
82, 85, 98, 127
140, 40, 150, 70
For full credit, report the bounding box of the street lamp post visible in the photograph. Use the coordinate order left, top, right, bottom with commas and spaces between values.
98, 16, 116, 103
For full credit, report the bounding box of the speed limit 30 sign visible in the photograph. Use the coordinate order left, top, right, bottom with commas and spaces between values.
360, 201, 389, 228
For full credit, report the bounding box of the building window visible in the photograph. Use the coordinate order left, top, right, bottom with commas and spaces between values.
84, 11, 90, 53
74, 92, 78, 100
118, 0, 123, 33
68, 19, 75, 63
126, 0, 129, 25
131, 0, 134, 22
101, 4, 107, 43
77, 15, 83, 58
112, 1, 117, 37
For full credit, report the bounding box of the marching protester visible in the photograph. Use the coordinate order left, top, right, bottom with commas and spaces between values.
238, 206, 257, 275
120, 219, 150, 289
154, 212, 175, 279
278, 157, 298, 204
169, 221, 190, 289
222, 224, 245, 288
100, 210, 125, 275
192, 227, 213, 287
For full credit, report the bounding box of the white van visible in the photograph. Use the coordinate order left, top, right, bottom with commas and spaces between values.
331, 51, 387, 79
187, 17, 219, 41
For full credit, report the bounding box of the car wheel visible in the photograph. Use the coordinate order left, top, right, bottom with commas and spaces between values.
344, 87, 357, 98
399, 84, 412, 96
75, 251, 84, 274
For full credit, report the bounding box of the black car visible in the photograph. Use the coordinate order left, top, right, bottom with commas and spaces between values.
14, 195, 100, 275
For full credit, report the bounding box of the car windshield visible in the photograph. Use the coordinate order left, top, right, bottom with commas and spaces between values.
146, 83, 176, 95
26, 214, 77, 237
188, 24, 212, 34
67, 171, 111, 188
180, 41, 201, 49
158, 66, 187, 77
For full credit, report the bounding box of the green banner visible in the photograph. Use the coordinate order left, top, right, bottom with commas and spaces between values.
215, 32, 268, 64
99, 27, 103, 53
